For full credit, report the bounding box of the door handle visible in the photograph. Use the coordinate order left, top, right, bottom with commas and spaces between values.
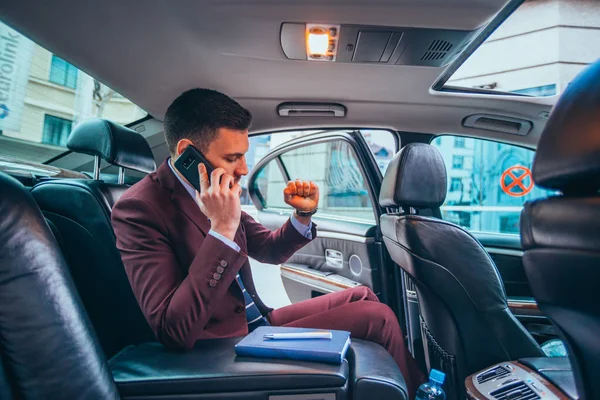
325, 249, 343, 268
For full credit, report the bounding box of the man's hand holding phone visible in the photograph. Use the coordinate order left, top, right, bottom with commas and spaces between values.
195, 163, 242, 242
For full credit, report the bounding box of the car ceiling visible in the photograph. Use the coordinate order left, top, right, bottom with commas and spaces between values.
1, 0, 554, 152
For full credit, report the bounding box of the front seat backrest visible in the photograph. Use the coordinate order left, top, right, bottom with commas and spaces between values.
31, 119, 156, 358
379, 143, 543, 399
0, 172, 119, 399
521, 59, 600, 400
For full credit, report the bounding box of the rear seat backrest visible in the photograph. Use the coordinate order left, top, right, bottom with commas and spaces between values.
0, 172, 120, 399
31, 119, 157, 358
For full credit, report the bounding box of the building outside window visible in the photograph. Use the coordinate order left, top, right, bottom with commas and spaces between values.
42, 115, 72, 147
452, 155, 464, 169
49, 55, 78, 89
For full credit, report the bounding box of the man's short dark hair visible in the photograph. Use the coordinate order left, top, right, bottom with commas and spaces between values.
164, 88, 252, 155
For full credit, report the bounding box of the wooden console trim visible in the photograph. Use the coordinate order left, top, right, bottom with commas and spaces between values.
507, 299, 540, 312
465, 362, 569, 400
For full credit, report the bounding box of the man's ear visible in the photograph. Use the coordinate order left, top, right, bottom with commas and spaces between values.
175, 139, 194, 157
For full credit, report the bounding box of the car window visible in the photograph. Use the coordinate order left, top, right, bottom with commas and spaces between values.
0, 21, 147, 164
432, 135, 552, 235
240, 129, 396, 210
251, 139, 376, 223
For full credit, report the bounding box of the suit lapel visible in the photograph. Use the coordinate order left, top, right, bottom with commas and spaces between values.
156, 159, 211, 235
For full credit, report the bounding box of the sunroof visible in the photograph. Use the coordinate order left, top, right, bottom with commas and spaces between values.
442, 0, 599, 97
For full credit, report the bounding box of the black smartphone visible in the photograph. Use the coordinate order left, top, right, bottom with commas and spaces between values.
173, 145, 215, 193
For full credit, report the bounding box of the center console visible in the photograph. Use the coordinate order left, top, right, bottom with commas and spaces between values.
465, 358, 576, 400
109, 337, 408, 400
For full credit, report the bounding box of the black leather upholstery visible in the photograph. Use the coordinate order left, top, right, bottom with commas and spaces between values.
379, 143, 543, 399
0, 172, 120, 399
0, 352, 14, 399
519, 357, 577, 399
31, 180, 155, 358
110, 339, 349, 397
348, 338, 408, 399
521, 59, 600, 400
531, 60, 600, 194
67, 118, 156, 174
32, 120, 157, 358
109, 338, 408, 400
379, 143, 447, 209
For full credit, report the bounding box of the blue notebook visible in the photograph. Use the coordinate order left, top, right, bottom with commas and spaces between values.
234, 326, 352, 364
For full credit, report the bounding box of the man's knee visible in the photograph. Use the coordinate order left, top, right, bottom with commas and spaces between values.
349, 285, 379, 302
366, 302, 402, 336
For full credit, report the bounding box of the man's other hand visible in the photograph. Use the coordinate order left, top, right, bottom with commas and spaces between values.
284, 180, 319, 212
196, 163, 242, 241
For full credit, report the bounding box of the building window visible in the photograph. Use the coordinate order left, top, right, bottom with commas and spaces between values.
452, 155, 464, 169
49, 55, 78, 89
454, 137, 465, 148
42, 115, 72, 147
449, 178, 462, 192
511, 84, 556, 97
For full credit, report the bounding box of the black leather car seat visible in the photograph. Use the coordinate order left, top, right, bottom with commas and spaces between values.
378, 143, 543, 399
521, 59, 600, 400
0, 172, 120, 399
31, 119, 157, 358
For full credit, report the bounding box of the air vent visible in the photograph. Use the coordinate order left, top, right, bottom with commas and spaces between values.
421, 39, 453, 61
477, 365, 511, 384
491, 381, 540, 400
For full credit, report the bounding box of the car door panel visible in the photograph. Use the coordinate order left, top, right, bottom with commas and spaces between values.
255, 209, 383, 303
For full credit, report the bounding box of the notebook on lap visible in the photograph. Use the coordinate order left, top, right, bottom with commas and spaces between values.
234, 326, 352, 364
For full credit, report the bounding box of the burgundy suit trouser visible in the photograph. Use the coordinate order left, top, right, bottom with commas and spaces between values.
268, 286, 425, 398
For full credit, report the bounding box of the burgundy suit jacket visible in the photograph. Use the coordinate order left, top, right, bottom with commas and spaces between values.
111, 159, 316, 350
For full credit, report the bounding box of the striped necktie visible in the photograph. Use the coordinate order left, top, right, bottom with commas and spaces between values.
235, 273, 270, 331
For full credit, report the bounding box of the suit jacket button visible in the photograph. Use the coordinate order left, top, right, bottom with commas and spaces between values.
220, 260, 228, 267
213, 273, 222, 280
235, 305, 245, 313
216, 266, 225, 274
209, 279, 217, 287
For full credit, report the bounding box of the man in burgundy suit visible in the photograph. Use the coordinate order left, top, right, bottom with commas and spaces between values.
112, 89, 424, 397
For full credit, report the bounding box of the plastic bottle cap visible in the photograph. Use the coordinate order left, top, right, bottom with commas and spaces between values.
429, 369, 446, 385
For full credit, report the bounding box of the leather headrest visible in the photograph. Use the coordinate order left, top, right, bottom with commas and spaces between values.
379, 143, 447, 209
532, 59, 600, 194
67, 119, 156, 174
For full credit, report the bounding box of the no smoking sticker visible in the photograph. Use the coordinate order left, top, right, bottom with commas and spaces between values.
500, 166, 533, 197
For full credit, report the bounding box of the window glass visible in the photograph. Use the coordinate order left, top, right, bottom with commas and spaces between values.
0, 21, 147, 163
432, 135, 552, 234
240, 129, 396, 208
251, 139, 376, 223
445, 1, 599, 96
360, 129, 396, 175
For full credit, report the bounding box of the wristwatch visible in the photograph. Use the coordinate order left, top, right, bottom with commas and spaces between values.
295, 207, 318, 217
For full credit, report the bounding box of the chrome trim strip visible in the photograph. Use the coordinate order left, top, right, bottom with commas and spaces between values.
317, 231, 375, 243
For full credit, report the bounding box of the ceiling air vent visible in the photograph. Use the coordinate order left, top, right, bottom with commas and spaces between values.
477, 365, 511, 384
421, 39, 453, 61
490, 381, 540, 400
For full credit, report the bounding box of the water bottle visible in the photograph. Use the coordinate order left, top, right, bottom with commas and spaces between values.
415, 369, 446, 400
